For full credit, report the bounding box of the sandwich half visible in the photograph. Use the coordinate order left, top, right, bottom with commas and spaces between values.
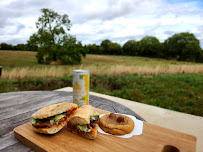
30, 102, 78, 134
66, 105, 99, 139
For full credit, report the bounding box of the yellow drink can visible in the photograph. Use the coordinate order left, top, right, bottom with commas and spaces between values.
73, 70, 89, 106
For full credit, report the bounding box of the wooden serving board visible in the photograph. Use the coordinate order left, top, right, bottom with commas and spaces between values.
14, 108, 196, 152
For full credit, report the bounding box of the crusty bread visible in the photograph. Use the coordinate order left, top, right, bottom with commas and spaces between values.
67, 124, 98, 139
32, 103, 78, 119
68, 105, 94, 125
99, 114, 134, 135
33, 121, 66, 134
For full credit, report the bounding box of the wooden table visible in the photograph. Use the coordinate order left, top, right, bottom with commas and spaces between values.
0, 91, 196, 152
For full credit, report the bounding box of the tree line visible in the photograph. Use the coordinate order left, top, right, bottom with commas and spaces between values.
87, 33, 203, 62
0, 8, 203, 64
0, 43, 30, 51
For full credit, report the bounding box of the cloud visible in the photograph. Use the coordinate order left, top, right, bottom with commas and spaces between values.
193, 25, 203, 47
0, 0, 202, 48
0, 8, 22, 28
69, 0, 203, 47
0, 23, 25, 36
164, 30, 175, 35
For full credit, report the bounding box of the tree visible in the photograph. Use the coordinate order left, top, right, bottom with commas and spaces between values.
196, 51, 203, 63
16, 44, 26, 51
87, 44, 99, 54
98, 46, 104, 54
123, 40, 137, 56
108, 42, 122, 55
0, 43, 15, 50
26, 33, 39, 51
100, 39, 111, 54
29, 8, 86, 64
55, 35, 86, 64
164, 32, 202, 61
139, 36, 161, 57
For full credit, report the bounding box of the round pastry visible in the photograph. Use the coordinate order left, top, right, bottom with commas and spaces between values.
99, 113, 134, 135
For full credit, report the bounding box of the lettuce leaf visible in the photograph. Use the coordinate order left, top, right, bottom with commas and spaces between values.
53, 114, 66, 122
30, 119, 38, 125
90, 112, 99, 120
76, 125, 92, 132
30, 113, 66, 125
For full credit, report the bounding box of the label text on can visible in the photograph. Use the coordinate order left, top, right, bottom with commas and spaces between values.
73, 70, 89, 106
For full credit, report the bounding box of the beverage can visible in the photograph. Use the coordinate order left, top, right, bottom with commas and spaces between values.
73, 70, 89, 106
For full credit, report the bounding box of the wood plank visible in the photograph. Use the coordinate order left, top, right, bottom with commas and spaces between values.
0, 91, 65, 108
14, 108, 196, 152
0, 94, 71, 120
1, 142, 31, 152
0, 91, 143, 121
0, 118, 31, 137
0, 134, 19, 150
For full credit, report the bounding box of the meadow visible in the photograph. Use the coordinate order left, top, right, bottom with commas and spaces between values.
1, 50, 203, 79
0, 50, 203, 116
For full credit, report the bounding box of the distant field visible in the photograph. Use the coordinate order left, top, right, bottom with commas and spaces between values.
1, 50, 203, 79
0, 50, 203, 116
0, 50, 37, 66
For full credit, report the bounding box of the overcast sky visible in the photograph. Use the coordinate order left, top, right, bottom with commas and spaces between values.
0, 0, 203, 48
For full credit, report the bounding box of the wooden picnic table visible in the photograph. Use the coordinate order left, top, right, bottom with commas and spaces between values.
0, 91, 196, 152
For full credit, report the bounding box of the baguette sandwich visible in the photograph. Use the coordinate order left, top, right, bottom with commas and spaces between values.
66, 105, 99, 139
30, 103, 78, 134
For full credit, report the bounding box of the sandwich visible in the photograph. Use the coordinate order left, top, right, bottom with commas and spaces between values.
30, 102, 78, 134
66, 105, 99, 139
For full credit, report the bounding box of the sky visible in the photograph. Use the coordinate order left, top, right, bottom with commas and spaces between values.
0, 0, 203, 48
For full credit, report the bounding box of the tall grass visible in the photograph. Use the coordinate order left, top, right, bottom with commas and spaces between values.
2, 67, 70, 79
1, 50, 203, 79
1, 64, 203, 79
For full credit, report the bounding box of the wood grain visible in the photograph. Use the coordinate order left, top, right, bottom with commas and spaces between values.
0, 91, 196, 152
0, 91, 145, 152
14, 108, 196, 152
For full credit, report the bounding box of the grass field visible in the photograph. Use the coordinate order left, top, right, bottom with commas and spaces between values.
1, 50, 203, 79
91, 74, 203, 116
0, 50, 203, 116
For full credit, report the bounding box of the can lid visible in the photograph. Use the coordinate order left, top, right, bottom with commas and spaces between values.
73, 70, 89, 73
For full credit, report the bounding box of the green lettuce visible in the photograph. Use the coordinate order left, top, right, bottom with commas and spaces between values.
90, 112, 99, 120
53, 114, 66, 122
75, 112, 99, 132
30, 113, 66, 125
76, 125, 92, 132
30, 119, 38, 125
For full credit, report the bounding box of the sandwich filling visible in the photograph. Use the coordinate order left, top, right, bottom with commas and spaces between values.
67, 112, 99, 133
30, 108, 77, 128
